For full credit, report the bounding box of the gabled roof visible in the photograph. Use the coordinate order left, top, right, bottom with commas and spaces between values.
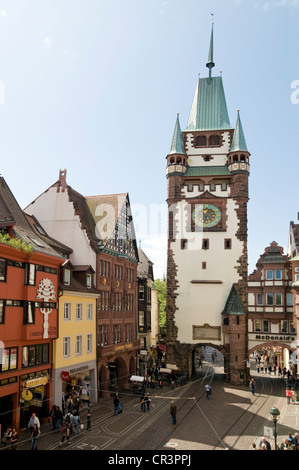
25, 213, 73, 257
137, 247, 153, 279
222, 285, 246, 316
0, 177, 64, 259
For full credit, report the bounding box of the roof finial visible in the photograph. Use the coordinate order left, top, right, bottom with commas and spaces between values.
206, 20, 215, 80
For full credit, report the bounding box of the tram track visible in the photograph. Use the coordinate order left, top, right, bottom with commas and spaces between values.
136, 365, 287, 451
12, 363, 288, 451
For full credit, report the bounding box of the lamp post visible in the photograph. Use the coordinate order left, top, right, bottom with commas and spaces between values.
269, 406, 280, 450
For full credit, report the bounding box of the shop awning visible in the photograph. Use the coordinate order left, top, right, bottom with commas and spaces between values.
130, 375, 144, 383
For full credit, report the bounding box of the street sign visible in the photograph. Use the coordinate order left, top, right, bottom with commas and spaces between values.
264, 426, 274, 438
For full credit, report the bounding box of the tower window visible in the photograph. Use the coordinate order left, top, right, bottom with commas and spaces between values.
195, 135, 207, 147
202, 262, 207, 269
224, 239, 232, 249
202, 239, 209, 250
181, 239, 188, 250
209, 134, 220, 146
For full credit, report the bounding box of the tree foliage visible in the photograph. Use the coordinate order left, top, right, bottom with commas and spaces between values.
154, 278, 166, 333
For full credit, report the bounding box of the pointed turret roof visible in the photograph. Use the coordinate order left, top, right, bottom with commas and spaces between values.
230, 110, 248, 153
169, 114, 186, 155
222, 285, 246, 315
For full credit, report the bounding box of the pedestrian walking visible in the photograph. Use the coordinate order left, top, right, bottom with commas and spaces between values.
55, 406, 63, 431
249, 378, 256, 395
205, 384, 211, 399
72, 411, 81, 437
145, 392, 151, 411
170, 401, 177, 424
114, 393, 120, 415
30, 423, 40, 450
140, 394, 146, 412
286, 388, 292, 404
50, 405, 57, 430
28, 412, 40, 434
59, 416, 72, 447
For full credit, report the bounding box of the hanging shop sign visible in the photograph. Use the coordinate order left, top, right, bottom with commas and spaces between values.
23, 375, 49, 389
61, 371, 70, 382
21, 389, 33, 401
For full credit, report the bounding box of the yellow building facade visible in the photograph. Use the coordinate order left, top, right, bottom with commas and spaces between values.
52, 263, 99, 409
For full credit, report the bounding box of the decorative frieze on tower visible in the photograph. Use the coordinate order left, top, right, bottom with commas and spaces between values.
165, 23, 251, 385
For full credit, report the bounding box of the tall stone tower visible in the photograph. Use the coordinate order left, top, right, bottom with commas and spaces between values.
165, 24, 250, 385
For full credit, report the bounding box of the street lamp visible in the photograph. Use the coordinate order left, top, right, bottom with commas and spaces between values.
269, 406, 280, 450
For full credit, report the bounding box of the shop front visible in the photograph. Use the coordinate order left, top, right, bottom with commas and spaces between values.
19, 371, 51, 427
248, 332, 296, 371
53, 361, 97, 412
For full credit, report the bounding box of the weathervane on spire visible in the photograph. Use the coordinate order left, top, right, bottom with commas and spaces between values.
206, 17, 215, 80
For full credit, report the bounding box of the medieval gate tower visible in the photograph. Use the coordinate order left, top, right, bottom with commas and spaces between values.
165, 24, 250, 385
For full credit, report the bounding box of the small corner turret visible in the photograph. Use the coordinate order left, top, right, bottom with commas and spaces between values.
228, 110, 250, 174
166, 113, 188, 177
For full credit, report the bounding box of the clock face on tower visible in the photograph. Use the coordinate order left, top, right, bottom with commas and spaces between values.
192, 204, 221, 228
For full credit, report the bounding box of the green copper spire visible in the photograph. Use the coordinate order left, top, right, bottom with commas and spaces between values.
206, 22, 215, 79
185, 23, 231, 131
230, 110, 248, 153
185, 75, 231, 131
169, 114, 186, 155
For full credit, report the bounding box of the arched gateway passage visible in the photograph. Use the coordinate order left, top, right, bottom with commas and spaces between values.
192, 344, 226, 375
248, 342, 296, 372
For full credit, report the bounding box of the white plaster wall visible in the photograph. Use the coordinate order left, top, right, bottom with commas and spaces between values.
25, 188, 96, 270
248, 293, 255, 308
187, 155, 228, 167
182, 183, 230, 199
171, 198, 243, 344
184, 131, 231, 156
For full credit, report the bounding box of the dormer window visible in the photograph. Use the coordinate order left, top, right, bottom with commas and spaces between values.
64, 269, 70, 286
87, 273, 92, 288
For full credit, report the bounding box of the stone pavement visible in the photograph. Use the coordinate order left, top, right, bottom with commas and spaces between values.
3, 363, 298, 452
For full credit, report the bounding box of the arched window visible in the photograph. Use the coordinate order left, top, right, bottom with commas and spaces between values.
195, 135, 207, 147
209, 134, 220, 146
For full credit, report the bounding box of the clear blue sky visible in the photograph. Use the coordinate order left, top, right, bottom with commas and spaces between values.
0, 0, 298, 279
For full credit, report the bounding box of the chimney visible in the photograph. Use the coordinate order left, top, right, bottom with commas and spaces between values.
58, 169, 67, 192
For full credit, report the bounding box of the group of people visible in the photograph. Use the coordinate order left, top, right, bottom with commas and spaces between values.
58, 410, 82, 446
252, 432, 299, 450
1, 412, 42, 450
1, 425, 20, 450
144, 367, 163, 389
